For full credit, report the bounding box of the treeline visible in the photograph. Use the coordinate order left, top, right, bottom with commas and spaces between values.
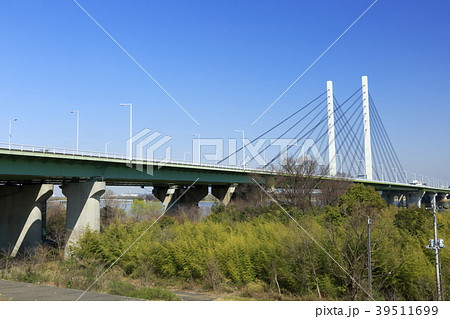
72, 184, 450, 300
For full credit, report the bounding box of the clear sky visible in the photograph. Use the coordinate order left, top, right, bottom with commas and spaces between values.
1, 0, 449, 190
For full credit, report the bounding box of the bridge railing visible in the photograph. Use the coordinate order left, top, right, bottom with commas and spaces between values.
0, 142, 268, 173
0, 142, 129, 160
2, 143, 448, 188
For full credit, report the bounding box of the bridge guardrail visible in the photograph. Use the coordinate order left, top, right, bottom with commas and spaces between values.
1, 143, 448, 189
0, 142, 268, 173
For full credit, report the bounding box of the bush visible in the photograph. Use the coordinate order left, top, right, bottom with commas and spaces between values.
108, 280, 179, 300
54, 185, 450, 300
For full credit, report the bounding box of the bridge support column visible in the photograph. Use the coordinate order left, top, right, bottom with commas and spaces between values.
212, 184, 237, 206
153, 185, 209, 211
153, 186, 177, 209
0, 184, 53, 257
398, 194, 407, 207
437, 193, 449, 209
406, 191, 425, 208
381, 191, 397, 206
62, 181, 105, 257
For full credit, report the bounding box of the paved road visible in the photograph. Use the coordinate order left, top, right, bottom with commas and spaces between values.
0, 279, 140, 301
0, 279, 219, 301
173, 290, 218, 301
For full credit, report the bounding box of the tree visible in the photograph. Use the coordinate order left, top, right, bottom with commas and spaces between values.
268, 157, 327, 210
100, 189, 127, 229
265, 156, 350, 210
45, 202, 66, 249
323, 184, 387, 300
129, 198, 163, 221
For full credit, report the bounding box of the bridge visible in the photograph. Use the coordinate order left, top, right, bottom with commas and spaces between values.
1, 76, 448, 257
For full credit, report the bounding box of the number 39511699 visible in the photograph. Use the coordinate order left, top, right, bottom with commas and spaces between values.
376, 305, 438, 316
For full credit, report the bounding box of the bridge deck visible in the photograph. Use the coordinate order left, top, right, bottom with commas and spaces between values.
0, 147, 448, 193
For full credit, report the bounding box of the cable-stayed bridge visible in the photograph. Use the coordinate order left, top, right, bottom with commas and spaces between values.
0, 76, 448, 256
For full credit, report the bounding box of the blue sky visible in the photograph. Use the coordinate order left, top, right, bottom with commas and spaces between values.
1, 0, 449, 188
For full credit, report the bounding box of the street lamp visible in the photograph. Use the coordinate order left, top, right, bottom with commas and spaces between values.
8, 118, 18, 148
392, 167, 398, 183
184, 152, 190, 161
120, 103, 132, 161
193, 134, 200, 163
358, 159, 365, 179
379, 164, 384, 181
105, 142, 113, 153
70, 110, 79, 152
336, 153, 343, 176
235, 130, 245, 170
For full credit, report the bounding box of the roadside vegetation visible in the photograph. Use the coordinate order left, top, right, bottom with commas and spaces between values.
0, 161, 449, 300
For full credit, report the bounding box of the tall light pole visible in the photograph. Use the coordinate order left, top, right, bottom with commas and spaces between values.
359, 159, 365, 178
379, 164, 384, 181
193, 134, 200, 163
70, 110, 79, 152
121, 103, 132, 161
8, 118, 18, 148
235, 130, 246, 169
392, 167, 398, 183
336, 153, 343, 176
426, 194, 445, 301
105, 142, 113, 153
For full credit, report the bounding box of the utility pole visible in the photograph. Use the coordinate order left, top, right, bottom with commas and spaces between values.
368, 218, 372, 297
426, 194, 445, 301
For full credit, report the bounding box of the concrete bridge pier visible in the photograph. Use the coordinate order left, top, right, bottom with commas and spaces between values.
398, 194, 407, 207
212, 184, 237, 206
380, 191, 398, 206
153, 185, 209, 211
437, 193, 449, 208
153, 186, 177, 209
0, 184, 53, 257
62, 180, 105, 257
406, 191, 425, 208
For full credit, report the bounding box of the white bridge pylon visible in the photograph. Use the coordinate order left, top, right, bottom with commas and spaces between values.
327, 76, 373, 180
362, 75, 373, 180
327, 80, 337, 176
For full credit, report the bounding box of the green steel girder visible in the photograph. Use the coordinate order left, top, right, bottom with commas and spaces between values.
0, 149, 448, 195
0, 150, 258, 186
